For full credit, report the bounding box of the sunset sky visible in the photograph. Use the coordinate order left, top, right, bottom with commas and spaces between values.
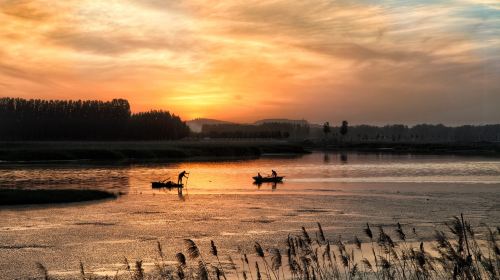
0, 0, 499, 124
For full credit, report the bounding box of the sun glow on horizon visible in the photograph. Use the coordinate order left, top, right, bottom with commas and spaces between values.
0, 0, 499, 124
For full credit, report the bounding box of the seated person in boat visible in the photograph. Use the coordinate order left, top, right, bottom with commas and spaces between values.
257, 172, 263, 180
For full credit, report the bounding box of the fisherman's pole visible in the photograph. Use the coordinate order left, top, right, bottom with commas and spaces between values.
183, 175, 190, 197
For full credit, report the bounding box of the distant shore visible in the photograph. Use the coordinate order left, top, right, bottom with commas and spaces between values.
1, 140, 499, 163
309, 141, 500, 156
0, 140, 309, 162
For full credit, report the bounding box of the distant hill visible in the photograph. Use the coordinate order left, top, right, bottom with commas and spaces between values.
187, 118, 233, 133
254, 119, 309, 125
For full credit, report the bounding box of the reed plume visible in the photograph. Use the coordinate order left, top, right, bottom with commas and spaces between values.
176, 253, 187, 267
177, 265, 185, 280
362, 259, 372, 271
317, 223, 326, 245
211, 240, 227, 280
185, 239, 211, 280
270, 248, 282, 271
364, 223, 373, 240
254, 242, 265, 258
185, 239, 201, 259
198, 261, 209, 280
302, 227, 312, 245
396, 222, 406, 241
134, 260, 144, 280
157, 241, 164, 260
354, 236, 362, 251
210, 240, 218, 257
36, 262, 50, 280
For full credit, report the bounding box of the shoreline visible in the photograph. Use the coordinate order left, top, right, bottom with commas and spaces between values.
307, 141, 500, 157
0, 140, 309, 163
1, 140, 500, 164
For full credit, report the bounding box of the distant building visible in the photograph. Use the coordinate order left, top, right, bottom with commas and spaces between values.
186, 118, 233, 133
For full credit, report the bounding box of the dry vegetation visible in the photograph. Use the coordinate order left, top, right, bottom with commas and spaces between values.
36, 214, 499, 280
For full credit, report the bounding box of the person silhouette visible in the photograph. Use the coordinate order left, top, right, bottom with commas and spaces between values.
271, 170, 277, 177
177, 170, 189, 184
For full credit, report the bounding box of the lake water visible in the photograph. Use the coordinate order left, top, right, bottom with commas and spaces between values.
0, 152, 499, 278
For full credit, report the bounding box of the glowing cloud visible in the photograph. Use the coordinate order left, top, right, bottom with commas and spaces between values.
1, 0, 499, 124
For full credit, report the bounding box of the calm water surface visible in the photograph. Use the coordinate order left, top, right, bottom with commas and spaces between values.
0, 153, 499, 278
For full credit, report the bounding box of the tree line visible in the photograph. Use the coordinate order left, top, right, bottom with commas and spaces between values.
0, 98, 190, 140
201, 122, 310, 139
201, 120, 500, 143
313, 123, 500, 143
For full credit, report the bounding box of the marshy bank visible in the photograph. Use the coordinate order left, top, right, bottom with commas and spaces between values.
0, 140, 309, 162
34, 215, 499, 280
0, 189, 118, 205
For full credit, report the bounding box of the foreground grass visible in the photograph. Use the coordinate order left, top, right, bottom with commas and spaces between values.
36, 214, 499, 280
0, 140, 308, 162
0, 189, 118, 205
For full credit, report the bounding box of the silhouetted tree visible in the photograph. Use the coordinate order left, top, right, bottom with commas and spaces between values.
340, 121, 348, 137
128, 110, 190, 140
201, 122, 309, 139
310, 123, 500, 143
0, 97, 189, 140
323, 122, 331, 138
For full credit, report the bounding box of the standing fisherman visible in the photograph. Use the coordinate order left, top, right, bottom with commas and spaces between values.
271, 170, 278, 177
178, 170, 189, 184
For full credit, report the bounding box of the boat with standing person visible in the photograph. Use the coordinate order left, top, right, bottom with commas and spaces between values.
152, 170, 190, 195
151, 181, 183, 189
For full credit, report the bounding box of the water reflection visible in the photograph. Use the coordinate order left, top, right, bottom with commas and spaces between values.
323, 153, 330, 163
253, 181, 283, 191
1, 153, 500, 279
2, 152, 500, 197
0, 164, 131, 194
340, 153, 348, 164
178, 190, 187, 201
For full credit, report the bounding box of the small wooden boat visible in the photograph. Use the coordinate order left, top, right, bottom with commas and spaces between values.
252, 176, 284, 183
151, 181, 183, 189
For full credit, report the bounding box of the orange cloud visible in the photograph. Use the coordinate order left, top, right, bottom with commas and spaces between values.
0, 0, 499, 124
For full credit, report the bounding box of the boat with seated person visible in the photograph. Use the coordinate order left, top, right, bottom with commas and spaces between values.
252, 176, 284, 183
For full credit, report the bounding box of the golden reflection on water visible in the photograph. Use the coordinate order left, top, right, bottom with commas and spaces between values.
2, 153, 500, 195
1, 153, 500, 278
